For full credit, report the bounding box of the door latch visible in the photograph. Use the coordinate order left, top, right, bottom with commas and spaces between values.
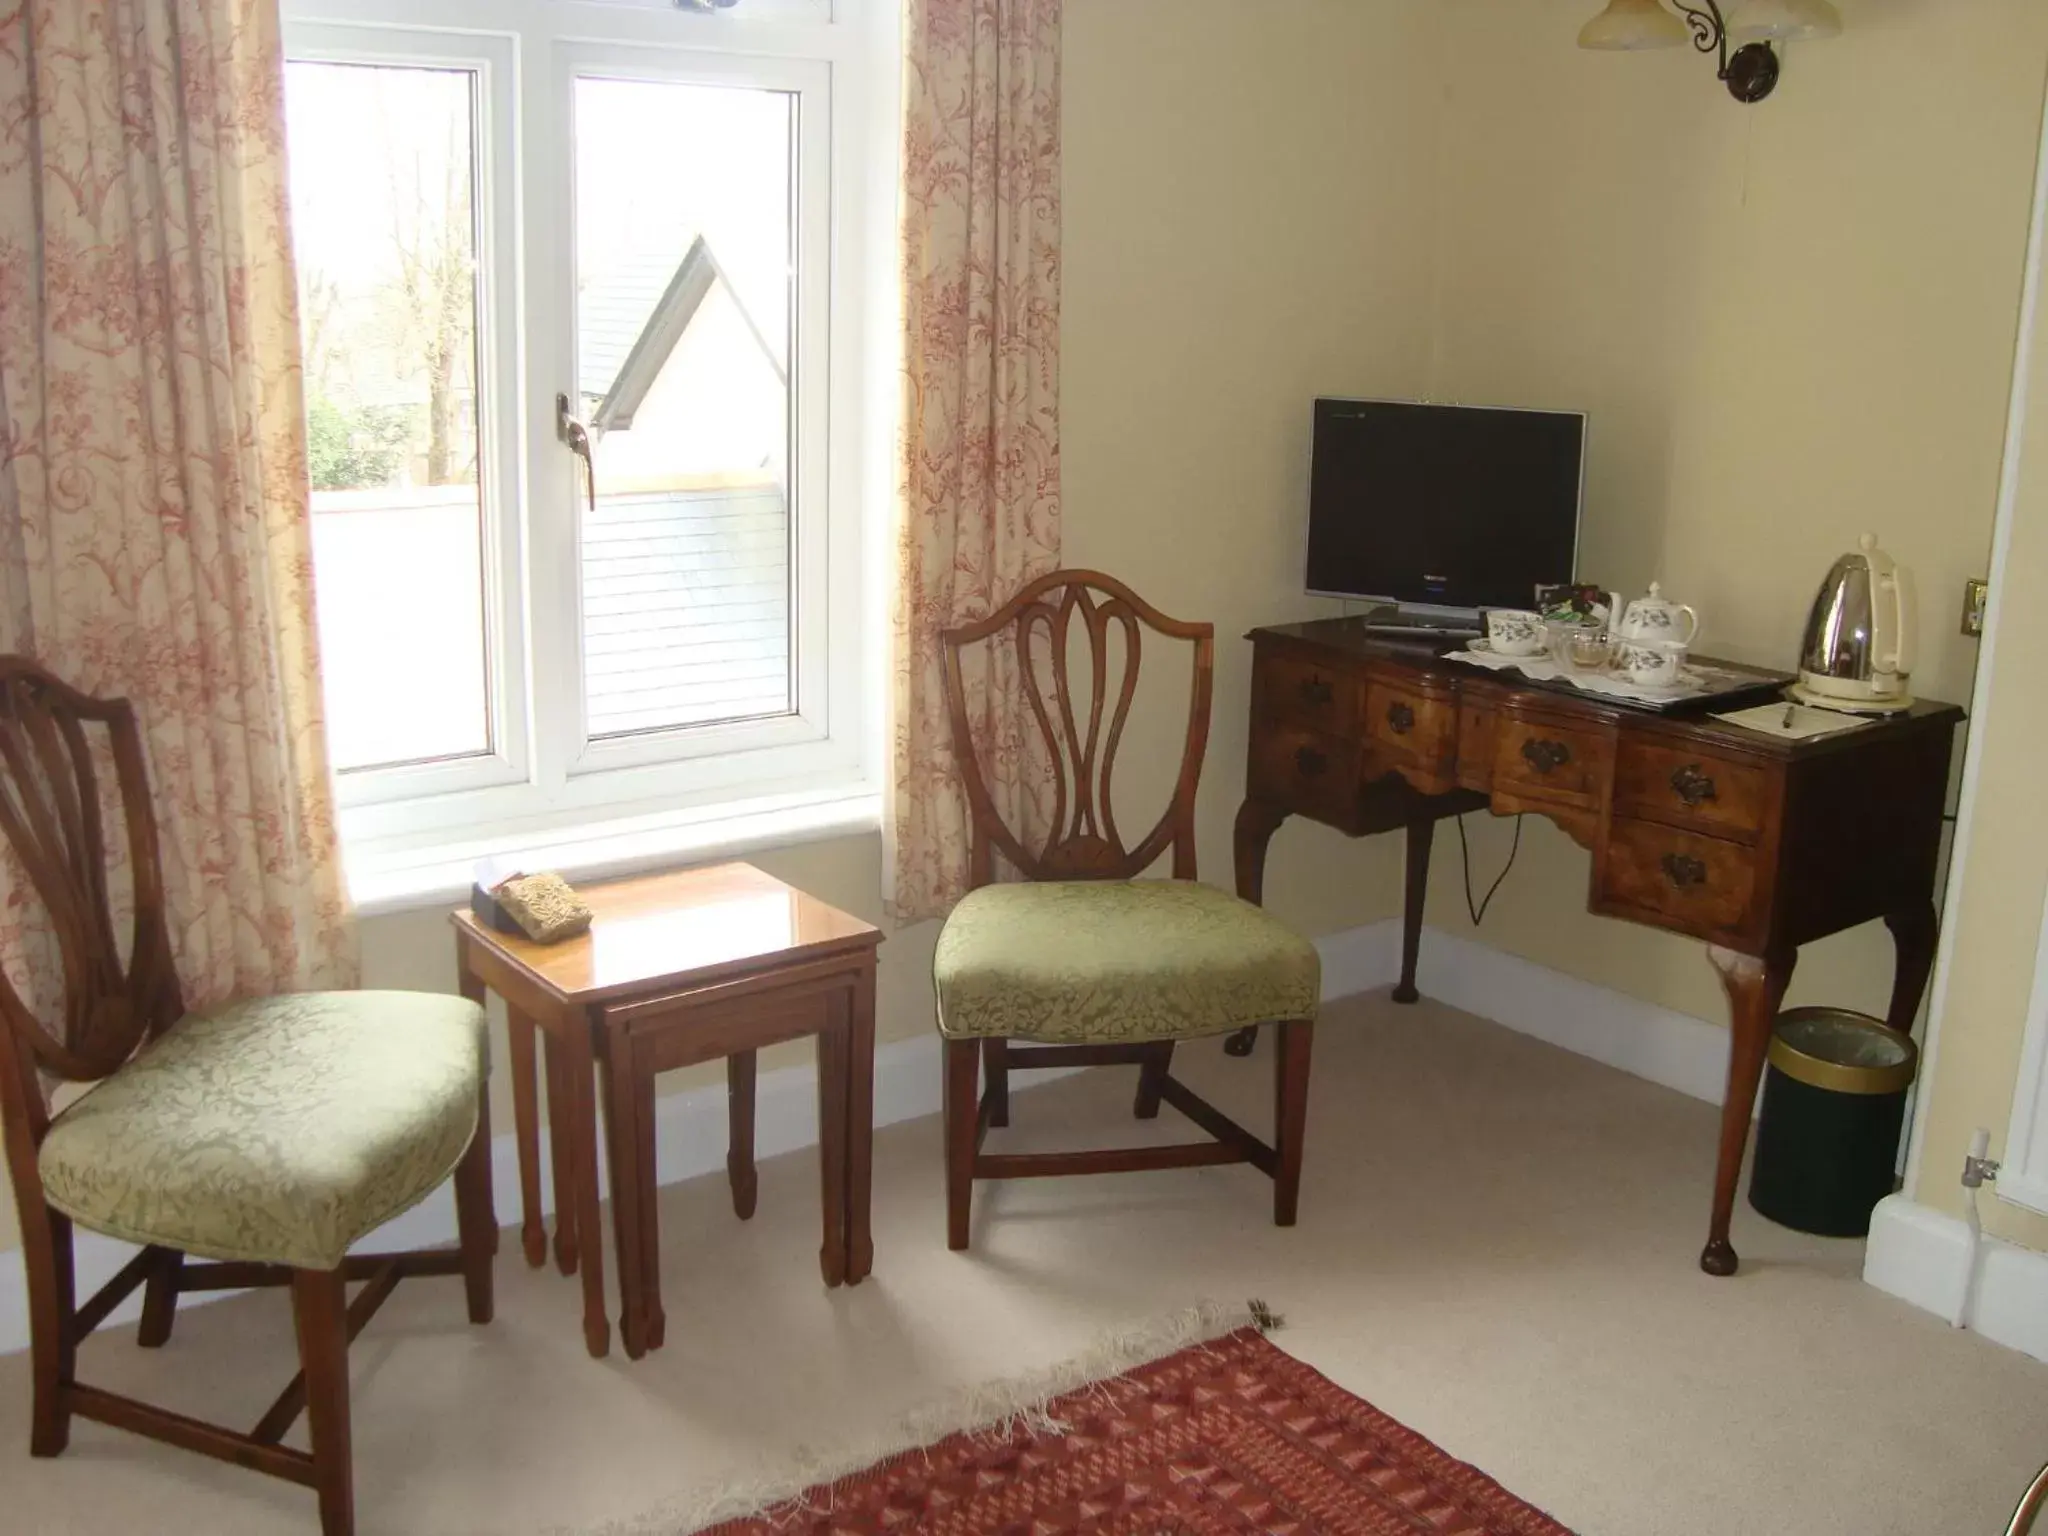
556, 393, 595, 513
1961, 578, 1989, 638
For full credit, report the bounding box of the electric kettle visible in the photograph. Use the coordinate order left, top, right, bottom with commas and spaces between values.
1793, 534, 1916, 713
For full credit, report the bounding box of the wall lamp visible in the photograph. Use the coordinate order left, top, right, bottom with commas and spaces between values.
1579, 0, 1842, 104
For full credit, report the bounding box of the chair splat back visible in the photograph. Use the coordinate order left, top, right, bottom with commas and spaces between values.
0, 659, 182, 1097
940, 570, 1215, 889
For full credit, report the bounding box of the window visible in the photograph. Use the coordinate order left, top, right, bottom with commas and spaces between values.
289, 62, 492, 774
572, 76, 795, 739
283, 0, 878, 872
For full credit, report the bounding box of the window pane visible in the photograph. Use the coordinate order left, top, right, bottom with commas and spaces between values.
574, 77, 795, 740
286, 61, 492, 773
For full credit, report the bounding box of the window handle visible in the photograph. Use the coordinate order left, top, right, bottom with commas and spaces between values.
556, 392, 595, 513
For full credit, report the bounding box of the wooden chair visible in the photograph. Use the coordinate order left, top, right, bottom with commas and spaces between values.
2008, 1462, 2048, 1536
0, 659, 496, 1536
933, 570, 1321, 1247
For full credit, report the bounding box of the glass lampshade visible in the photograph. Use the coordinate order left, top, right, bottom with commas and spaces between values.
1578, 0, 1688, 51
1728, 0, 1844, 44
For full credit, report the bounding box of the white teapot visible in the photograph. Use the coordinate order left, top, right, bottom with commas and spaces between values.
1616, 582, 1700, 646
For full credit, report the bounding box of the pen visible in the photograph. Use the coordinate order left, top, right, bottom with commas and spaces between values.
1782, 702, 1796, 729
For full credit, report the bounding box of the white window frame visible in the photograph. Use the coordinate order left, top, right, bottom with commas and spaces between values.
542, 43, 833, 786
288, 27, 531, 807
282, 0, 878, 885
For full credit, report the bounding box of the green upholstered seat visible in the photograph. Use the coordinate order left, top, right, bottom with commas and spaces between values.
933, 879, 1320, 1045
38, 991, 487, 1272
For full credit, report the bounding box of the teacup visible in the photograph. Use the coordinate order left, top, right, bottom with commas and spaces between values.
1622, 640, 1687, 690
1560, 628, 1616, 675
1484, 608, 1547, 658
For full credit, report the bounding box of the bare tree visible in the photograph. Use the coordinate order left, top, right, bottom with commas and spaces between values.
299, 267, 343, 397
379, 95, 477, 486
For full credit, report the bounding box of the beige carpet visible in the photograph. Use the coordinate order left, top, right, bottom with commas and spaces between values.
3, 990, 2045, 1536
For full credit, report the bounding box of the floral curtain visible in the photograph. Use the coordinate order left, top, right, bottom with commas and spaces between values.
889, 0, 1064, 921
0, 0, 356, 1006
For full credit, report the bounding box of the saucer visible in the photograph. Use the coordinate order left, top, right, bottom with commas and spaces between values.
1470, 637, 1548, 660
1624, 667, 1704, 698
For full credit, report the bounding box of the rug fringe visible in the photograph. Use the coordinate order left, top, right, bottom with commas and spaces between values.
588, 1297, 1279, 1536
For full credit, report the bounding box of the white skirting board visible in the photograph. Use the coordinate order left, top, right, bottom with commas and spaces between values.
1863, 1194, 2048, 1364
0, 919, 1990, 1358
1387, 923, 1739, 1107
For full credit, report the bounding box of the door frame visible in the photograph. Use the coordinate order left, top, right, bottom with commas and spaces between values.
1899, 61, 2048, 1207
2001, 896, 2048, 1213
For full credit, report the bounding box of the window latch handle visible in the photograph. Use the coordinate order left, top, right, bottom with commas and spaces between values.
556, 392, 595, 513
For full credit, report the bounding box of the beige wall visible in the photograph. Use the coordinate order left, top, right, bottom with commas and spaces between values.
1059, 0, 1437, 912
1910, 187, 2048, 1251
1414, 1, 2048, 1031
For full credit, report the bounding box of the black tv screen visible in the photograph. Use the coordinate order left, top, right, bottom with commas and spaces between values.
1305, 399, 1585, 611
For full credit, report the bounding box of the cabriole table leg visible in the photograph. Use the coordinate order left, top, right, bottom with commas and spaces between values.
1702, 945, 1798, 1277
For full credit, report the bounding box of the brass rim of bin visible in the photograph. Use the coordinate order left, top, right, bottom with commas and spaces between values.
1768, 1007, 1917, 1096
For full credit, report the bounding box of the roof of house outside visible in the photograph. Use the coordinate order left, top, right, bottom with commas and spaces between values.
579, 235, 787, 435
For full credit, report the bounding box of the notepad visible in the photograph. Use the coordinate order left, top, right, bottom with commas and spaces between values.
1713, 701, 1875, 741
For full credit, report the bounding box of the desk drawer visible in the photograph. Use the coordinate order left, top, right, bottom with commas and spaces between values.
1456, 702, 1498, 792
1250, 723, 1359, 825
1616, 742, 1768, 838
1365, 678, 1455, 771
1597, 818, 1760, 941
1259, 652, 1358, 736
1493, 717, 1612, 807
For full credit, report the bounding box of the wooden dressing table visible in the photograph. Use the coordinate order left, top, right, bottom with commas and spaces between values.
1233, 617, 1962, 1275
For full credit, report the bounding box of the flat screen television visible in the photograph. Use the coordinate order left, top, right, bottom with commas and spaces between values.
1304, 398, 1586, 614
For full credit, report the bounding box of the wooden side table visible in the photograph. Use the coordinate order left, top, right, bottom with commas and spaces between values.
452, 863, 882, 1359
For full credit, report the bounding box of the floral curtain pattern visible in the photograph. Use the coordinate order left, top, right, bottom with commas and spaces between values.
0, 0, 356, 1008
889, 0, 1064, 921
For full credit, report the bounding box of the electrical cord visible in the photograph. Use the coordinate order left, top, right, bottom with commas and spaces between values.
1456, 812, 1523, 926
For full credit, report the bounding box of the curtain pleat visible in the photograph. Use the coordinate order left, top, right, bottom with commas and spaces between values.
889, 0, 1064, 921
0, 0, 356, 1011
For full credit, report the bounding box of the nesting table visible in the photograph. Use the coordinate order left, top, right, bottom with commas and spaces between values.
452, 863, 882, 1359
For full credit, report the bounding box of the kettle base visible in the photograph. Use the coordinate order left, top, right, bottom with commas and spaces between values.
1789, 680, 1914, 716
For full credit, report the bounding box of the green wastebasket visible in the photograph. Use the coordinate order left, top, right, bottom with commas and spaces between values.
1747, 1006, 1918, 1238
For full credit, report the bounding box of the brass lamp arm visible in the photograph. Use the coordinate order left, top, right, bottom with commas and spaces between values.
1671, 0, 1782, 103
1672, 1, 1730, 72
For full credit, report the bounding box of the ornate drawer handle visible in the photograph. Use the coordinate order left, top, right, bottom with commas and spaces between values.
1299, 676, 1334, 707
1386, 701, 1416, 736
1295, 745, 1329, 778
1670, 764, 1718, 808
1521, 738, 1572, 775
1661, 852, 1709, 890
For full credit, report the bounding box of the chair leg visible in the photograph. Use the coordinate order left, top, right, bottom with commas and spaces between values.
137, 1247, 182, 1348
453, 1086, 497, 1326
1273, 1019, 1314, 1227
26, 1209, 76, 1457
1223, 1025, 1259, 1057
944, 1038, 980, 1252
981, 1038, 1009, 1128
291, 1268, 354, 1536
1133, 1042, 1174, 1119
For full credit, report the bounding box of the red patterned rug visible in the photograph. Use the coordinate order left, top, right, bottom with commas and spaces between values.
699, 1326, 1572, 1535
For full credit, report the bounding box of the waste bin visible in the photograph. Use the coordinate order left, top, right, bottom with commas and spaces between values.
1748, 1006, 1918, 1238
